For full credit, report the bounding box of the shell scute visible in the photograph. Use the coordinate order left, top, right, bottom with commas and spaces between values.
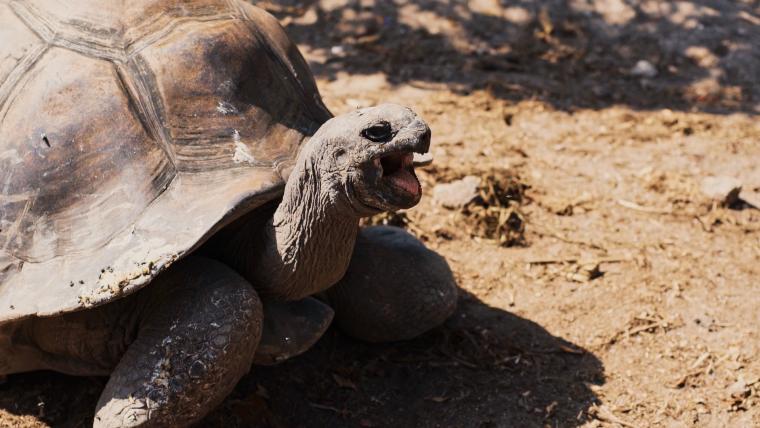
0, 0, 329, 323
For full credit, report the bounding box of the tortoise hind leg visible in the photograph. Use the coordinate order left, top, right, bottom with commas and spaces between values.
94, 257, 262, 428
325, 226, 458, 343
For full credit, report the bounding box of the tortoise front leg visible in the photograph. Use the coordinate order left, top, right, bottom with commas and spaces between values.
94, 257, 262, 428
325, 226, 458, 343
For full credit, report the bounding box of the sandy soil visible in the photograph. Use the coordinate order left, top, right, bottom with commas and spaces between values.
1, 0, 759, 427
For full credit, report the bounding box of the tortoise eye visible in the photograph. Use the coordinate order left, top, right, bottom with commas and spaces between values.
362, 122, 393, 142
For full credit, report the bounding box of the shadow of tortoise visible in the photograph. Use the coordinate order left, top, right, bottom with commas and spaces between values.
207, 289, 604, 427
0, 291, 604, 428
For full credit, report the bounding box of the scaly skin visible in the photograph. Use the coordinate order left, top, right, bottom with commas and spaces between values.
93, 257, 262, 427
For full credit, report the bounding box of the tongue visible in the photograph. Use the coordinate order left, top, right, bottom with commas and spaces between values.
387, 168, 420, 196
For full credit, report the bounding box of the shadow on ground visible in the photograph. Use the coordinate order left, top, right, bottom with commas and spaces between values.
0, 371, 103, 427
257, 0, 759, 114
0, 293, 603, 427
0, 291, 603, 428
206, 291, 604, 427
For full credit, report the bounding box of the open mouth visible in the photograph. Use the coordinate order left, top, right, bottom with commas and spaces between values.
373, 151, 421, 198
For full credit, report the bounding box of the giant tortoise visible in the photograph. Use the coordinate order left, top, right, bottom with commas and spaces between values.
0, 0, 458, 426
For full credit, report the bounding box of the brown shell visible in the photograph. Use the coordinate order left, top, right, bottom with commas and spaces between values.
0, 0, 331, 323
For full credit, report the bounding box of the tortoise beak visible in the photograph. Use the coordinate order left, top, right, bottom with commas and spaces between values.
412, 152, 434, 167
369, 119, 431, 162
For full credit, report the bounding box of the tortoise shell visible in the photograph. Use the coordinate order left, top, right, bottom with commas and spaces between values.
0, 0, 331, 323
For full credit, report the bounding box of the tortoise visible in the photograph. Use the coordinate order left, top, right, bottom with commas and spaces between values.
0, 0, 458, 426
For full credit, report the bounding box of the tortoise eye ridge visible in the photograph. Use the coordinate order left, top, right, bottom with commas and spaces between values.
362, 122, 392, 142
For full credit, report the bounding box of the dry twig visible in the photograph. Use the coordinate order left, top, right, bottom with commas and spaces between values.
617, 199, 672, 214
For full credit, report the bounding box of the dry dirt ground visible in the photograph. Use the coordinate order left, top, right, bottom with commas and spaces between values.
1, 0, 759, 427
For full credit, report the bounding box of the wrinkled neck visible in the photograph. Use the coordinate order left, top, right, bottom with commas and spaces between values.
268, 153, 360, 298
218, 135, 359, 300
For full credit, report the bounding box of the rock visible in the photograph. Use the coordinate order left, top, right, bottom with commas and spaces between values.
566, 262, 603, 283
630, 60, 657, 78
433, 176, 481, 209
726, 378, 749, 399
740, 189, 760, 208
701, 176, 742, 205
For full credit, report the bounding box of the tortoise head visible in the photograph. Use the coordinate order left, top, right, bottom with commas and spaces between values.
307, 103, 431, 215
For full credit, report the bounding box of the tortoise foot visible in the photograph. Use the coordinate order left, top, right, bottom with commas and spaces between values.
253, 297, 334, 365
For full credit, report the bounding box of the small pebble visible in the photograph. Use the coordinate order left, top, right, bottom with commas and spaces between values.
630, 60, 657, 78
433, 176, 480, 208
700, 176, 742, 205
